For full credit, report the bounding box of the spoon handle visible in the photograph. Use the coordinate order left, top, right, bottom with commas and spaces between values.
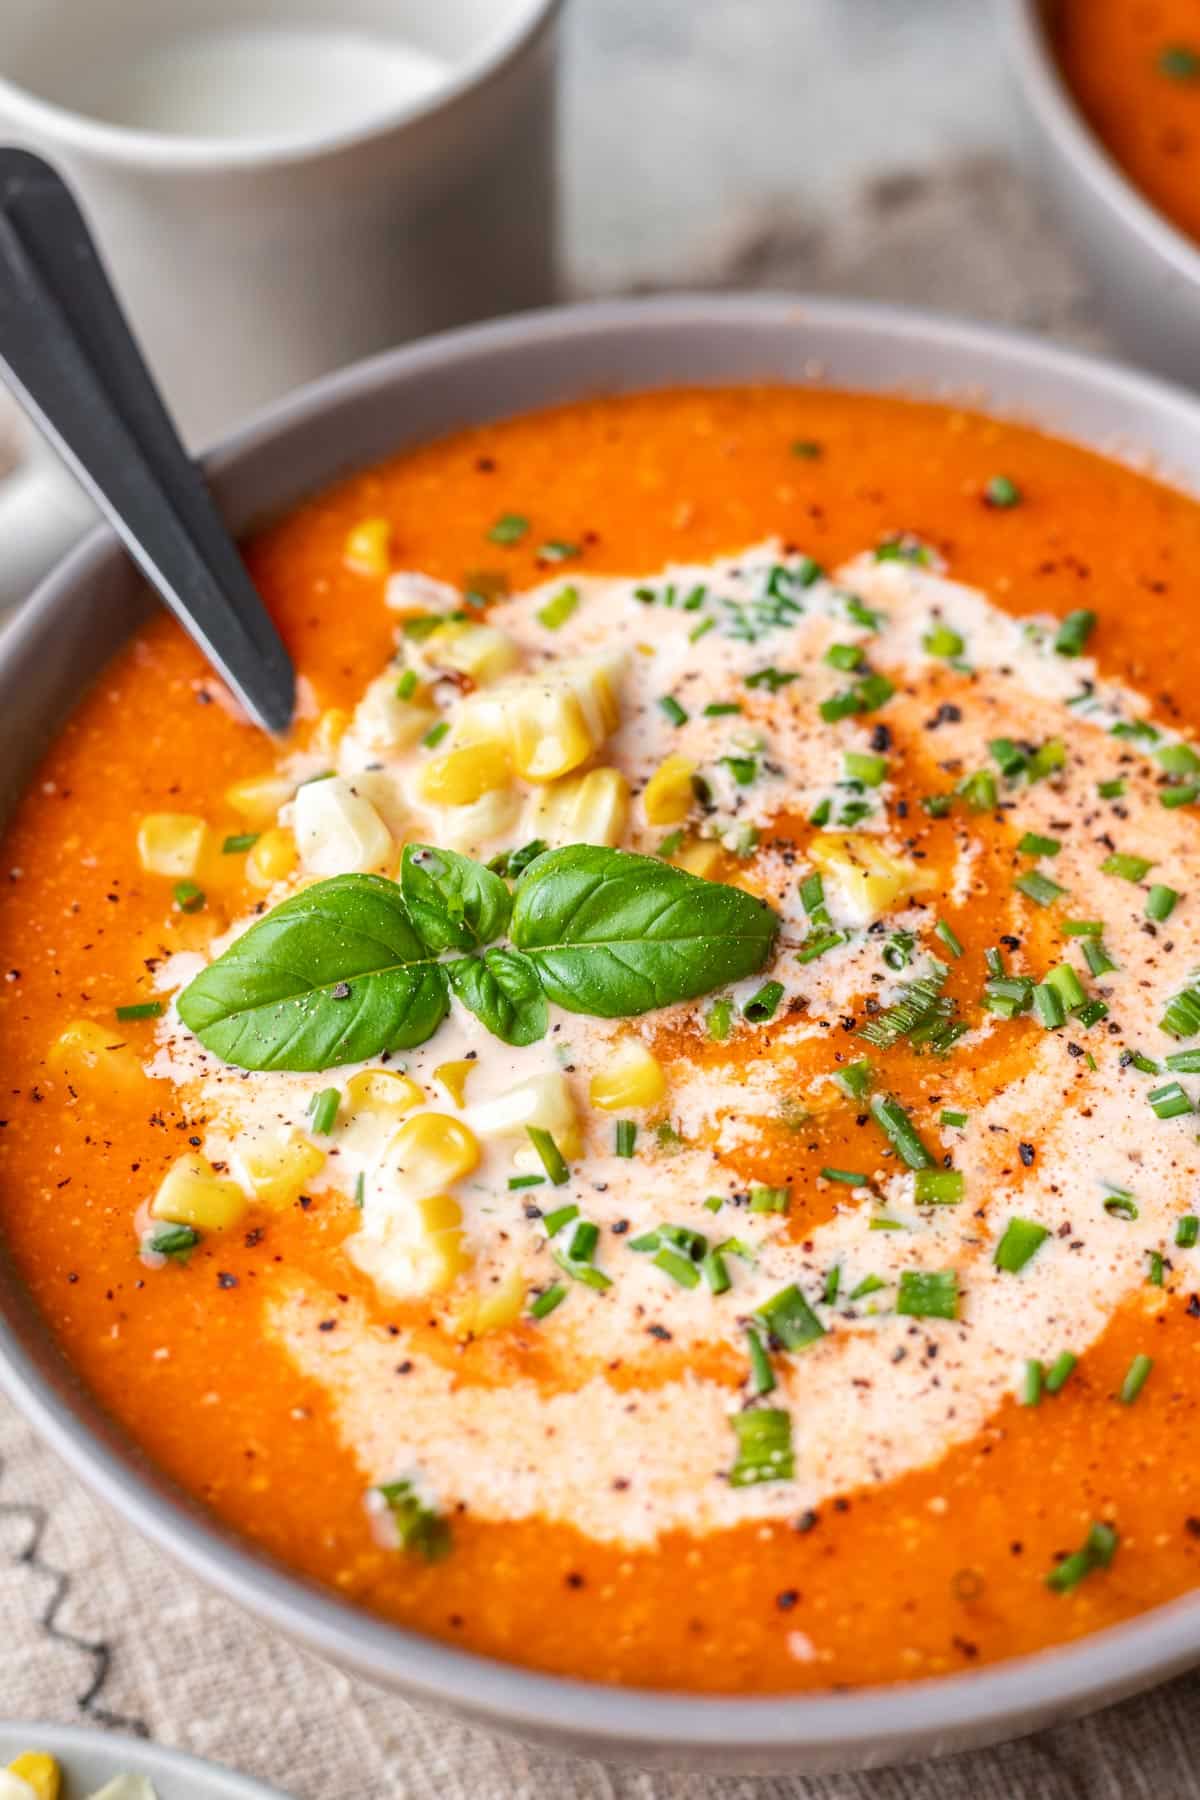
0, 148, 294, 735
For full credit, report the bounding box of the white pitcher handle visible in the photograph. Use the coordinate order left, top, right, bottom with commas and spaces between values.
0, 429, 96, 611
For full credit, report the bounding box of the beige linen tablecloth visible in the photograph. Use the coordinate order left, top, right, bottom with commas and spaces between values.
3, 144, 1198, 1796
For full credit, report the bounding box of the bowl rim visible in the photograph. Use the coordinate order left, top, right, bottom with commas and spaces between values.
1002, 0, 1200, 289
3, 291, 1200, 1758
0, 1719, 291, 1797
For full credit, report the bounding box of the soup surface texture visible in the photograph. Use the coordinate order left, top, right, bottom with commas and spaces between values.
3, 386, 1200, 1696
1056, 0, 1200, 245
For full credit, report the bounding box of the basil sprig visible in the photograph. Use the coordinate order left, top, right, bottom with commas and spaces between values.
178, 844, 778, 1072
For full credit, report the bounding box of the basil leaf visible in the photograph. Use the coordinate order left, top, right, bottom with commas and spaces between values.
447, 947, 548, 1046
177, 873, 448, 1071
400, 843, 512, 953
510, 846, 779, 1016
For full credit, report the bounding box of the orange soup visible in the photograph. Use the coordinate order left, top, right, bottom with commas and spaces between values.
3, 385, 1200, 1695
1056, 0, 1200, 245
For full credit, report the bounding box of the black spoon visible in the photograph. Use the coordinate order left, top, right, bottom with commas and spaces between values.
0, 148, 294, 735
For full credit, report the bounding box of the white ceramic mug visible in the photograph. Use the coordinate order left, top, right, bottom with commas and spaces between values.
0, 0, 562, 607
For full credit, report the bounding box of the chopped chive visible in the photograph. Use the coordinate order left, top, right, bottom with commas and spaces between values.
1119, 1352, 1153, 1405
703, 700, 742, 717
721, 754, 758, 787
1101, 853, 1152, 882
882, 928, 915, 970
729, 1407, 794, 1487
1178, 1215, 1200, 1247
1166, 1048, 1200, 1073
1097, 777, 1126, 799
551, 1251, 611, 1291
487, 512, 528, 544
1074, 998, 1109, 1027
923, 621, 965, 659
984, 474, 1022, 510
1147, 884, 1180, 923
796, 929, 847, 964
860, 970, 951, 1049
1147, 1250, 1165, 1287
749, 1184, 790, 1215
173, 880, 205, 913
823, 1264, 841, 1306
745, 1326, 775, 1395
307, 1087, 340, 1135
1046, 1522, 1118, 1593
922, 792, 954, 818
870, 1093, 935, 1170
703, 1195, 723, 1214
659, 694, 689, 727
653, 1244, 699, 1288
1103, 1188, 1139, 1221
1160, 783, 1199, 809
568, 1220, 599, 1263
834, 1058, 874, 1100
850, 1273, 886, 1300
1045, 963, 1086, 1011
1149, 1080, 1194, 1120
1063, 919, 1103, 937
790, 438, 822, 460
701, 1246, 731, 1294
755, 1283, 825, 1350
615, 1119, 637, 1159
421, 719, 450, 749
115, 1000, 163, 1022
375, 1479, 451, 1562
746, 665, 798, 694
1045, 1350, 1077, 1393
844, 750, 888, 787
1161, 983, 1200, 1039
1130, 1051, 1161, 1073
989, 737, 1029, 780
1053, 609, 1096, 656
707, 997, 734, 1042
825, 642, 863, 672
1019, 832, 1061, 858
538, 540, 579, 564
527, 1126, 570, 1185
1020, 1359, 1044, 1406
935, 918, 964, 959
940, 1108, 968, 1128
656, 829, 685, 859
1157, 742, 1200, 778
1033, 983, 1065, 1029
914, 1168, 964, 1205
537, 585, 580, 630
957, 769, 998, 812
353, 1172, 365, 1210
869, 1215, 905, 1232
743, 980, 785, 1024
221, 832, 259, 854
994, 1216, 1050, 1274
821, 1166, 868, 1186
529, 1283, 567, 1319
896, 1268, 959, 1320
144, 1223, 199, 1260
1015, 870, 1066, 908
983, 973, 1034, 1018
1029, 738, 1066, 782
395, 668, 419, 701
508, 1173, 544, 1191
1083, 938, 1118, 976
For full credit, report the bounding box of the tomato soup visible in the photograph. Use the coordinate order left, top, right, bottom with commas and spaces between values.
1055, 0, 1200, 246
3, 386, 1200, 1696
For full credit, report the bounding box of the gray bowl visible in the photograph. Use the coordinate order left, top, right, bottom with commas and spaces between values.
1002, 0, 1200, 385
0, 1722, 289, 1799
3, 295, 1200, 1774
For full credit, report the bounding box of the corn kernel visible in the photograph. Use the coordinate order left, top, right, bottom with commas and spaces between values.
345, 1068, 423, 1119
431, 787, 521, 854
8, 1755, 61, 1800
354, 1191, 471, 1298
48, 1019, 148, 1094
809, 832, 935, 927
435, 1059, 474, 1107
380, 1112, 480, 1200
238, 1134, 326, 1209
151, 1154, 246, 1232
454, 1263, 526, 1337
452, 656, 623, 783
312, 707, 351, 756
417, 740, 512, 808
353, 674, 438, 751
643, 755, 697, 827
293, 774, 393, 874
670, 837, 723, 878
245, 826, 298, 889
137, 812, 209, 878
589, 1040, 667, 1112
469, 1071, 581, 1158
524, 766, 630, 849
343, 515, 392, 576
224, 773, 294, 828
426, 620, 521, 685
